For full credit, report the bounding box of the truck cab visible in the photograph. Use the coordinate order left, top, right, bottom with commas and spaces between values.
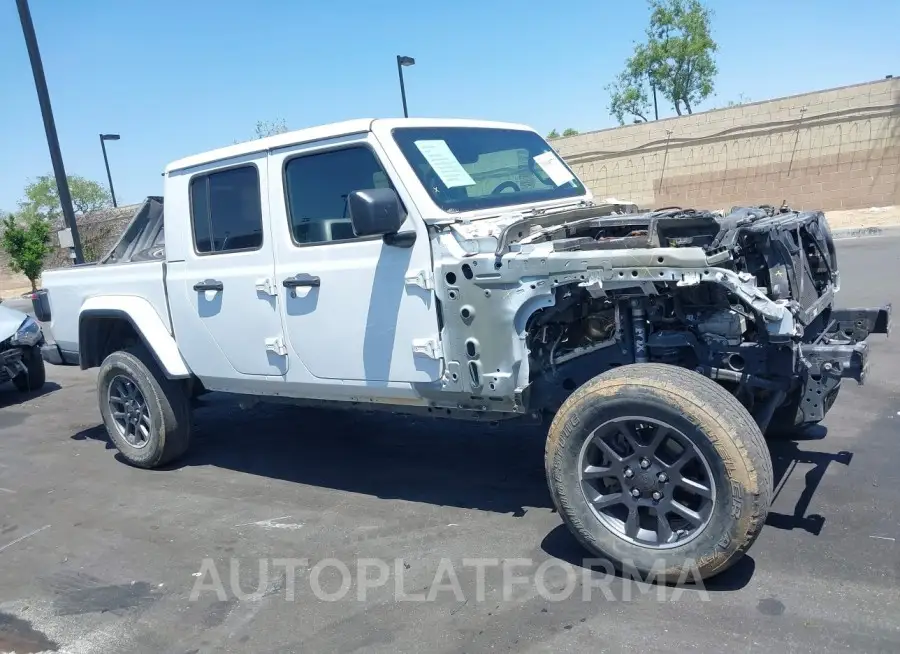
42, 118, 593, 404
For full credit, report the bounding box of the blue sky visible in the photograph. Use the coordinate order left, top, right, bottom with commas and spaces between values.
1, 0, 897, 212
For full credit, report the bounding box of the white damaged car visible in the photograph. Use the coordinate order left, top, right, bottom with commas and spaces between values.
0, 304, 46, 392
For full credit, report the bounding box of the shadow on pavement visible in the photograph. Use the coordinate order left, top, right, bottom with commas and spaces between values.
0, 381, 61, 410
765, 425, 853, 536
540, 524, 756, 591
71, 423, 116, 450
74, 397, 554, 516
70, 396, 850, 574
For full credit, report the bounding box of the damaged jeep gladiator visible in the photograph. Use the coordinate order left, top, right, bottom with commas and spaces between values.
36, 118, 890, 580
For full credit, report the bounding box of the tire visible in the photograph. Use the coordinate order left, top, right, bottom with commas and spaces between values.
546, 363, 772, 582
97, 345, 192, 468
12, 345, 46, 392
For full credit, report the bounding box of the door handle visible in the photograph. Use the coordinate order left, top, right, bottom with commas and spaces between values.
282, 274, 321, 289
193, 279, 224, 292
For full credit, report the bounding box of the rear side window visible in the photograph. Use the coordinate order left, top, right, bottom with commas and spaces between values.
284, 146, 394, 245
190, 166, 263, 253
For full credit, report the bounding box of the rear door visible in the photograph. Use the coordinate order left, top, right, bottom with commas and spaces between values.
167, 158, 286, 379
267, 133, 442, 383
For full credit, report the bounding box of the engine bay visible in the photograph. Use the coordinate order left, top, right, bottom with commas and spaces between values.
521, 204, 843, 419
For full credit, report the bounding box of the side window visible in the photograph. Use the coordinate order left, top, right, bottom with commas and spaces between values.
189, 165, 263, 254
284, 146, 394, 245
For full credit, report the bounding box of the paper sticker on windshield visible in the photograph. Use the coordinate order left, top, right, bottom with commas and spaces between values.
414, 140, 476, 188
533, 151, 575, 187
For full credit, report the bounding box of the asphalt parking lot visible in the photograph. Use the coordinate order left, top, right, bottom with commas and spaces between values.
1, 235, 898, 654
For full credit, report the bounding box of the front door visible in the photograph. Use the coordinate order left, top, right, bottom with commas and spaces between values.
267, 135, 441, 383
167, 159, 286, 379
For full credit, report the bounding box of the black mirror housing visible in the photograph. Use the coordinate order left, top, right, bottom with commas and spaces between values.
348, 189, 404, 237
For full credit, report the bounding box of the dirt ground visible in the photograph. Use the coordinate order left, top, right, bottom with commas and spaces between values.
0, 275, 34, 301
825, 205, 900, 229
1, 205, 898, 300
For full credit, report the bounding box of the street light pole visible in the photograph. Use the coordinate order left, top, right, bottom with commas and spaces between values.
99, 133, 120, 207
15, 0, 84, 264
396, 55, 415, 118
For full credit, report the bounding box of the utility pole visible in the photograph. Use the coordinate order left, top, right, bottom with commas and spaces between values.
16, 0, 84, 264
649, 68, 659, 121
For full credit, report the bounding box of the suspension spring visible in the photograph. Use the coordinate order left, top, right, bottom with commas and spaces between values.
631, 298, 648, 363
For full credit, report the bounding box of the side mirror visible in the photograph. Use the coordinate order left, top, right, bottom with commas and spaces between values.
348, 188, 404, 237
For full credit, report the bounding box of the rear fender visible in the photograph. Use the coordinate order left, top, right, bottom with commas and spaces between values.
78, 296, 191, 378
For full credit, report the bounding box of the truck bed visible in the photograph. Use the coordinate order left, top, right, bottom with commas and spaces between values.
41, 260, 169, 359
40, 197, 169, 357
99, 196, 165, 265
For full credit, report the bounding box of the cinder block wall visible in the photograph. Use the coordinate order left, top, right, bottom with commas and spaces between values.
553, 78, 899, 211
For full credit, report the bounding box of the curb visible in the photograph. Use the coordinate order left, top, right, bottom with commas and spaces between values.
831, 226, 900, 240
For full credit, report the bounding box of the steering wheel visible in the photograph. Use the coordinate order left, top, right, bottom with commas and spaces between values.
491, 181, 520, 195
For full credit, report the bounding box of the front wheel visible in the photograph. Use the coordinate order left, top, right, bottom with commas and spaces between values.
545, 363, 772, 581
97, 345, 192, 468
13, 345, 46, 392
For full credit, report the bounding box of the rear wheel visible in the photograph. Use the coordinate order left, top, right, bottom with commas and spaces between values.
546, 363, 772, 581
97, 345, 191, 468
12, 345, 46, 392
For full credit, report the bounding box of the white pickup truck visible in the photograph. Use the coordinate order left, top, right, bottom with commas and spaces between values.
36, 117, 890, 580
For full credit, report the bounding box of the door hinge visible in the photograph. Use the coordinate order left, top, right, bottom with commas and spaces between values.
412, 337, 443, 359
255, 277, 278, 296
265, 336, 288, 356
405, 269, 434, 291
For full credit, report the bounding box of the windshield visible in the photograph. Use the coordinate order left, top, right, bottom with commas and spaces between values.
391, 127, 587, 213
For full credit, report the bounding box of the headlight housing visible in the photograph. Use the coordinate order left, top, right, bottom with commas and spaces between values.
10, 316, 42, 347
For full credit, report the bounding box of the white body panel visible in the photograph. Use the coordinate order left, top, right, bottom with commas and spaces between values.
0, 305, 29, 340
79, 295, 190, 378
42, 261, 169, 353
266, 132, 441, 385
164, 153, 286, 380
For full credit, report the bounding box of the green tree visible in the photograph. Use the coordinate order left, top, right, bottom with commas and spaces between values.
19, 174, 112, 222
1, 213, 52, 291
7, 175, 113, 272
607, 0, 718, 124
255, 118, 289, 139
546, 128, 561, 139
607, 73, 652, 124
562, 128, 580, 137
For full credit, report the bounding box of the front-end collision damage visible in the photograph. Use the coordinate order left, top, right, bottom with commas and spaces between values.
414, 203, 888, 428
0, 348, 29, 384
791, 305, 891, 422
418, 237, 797, 415
0, 314, 44, 384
